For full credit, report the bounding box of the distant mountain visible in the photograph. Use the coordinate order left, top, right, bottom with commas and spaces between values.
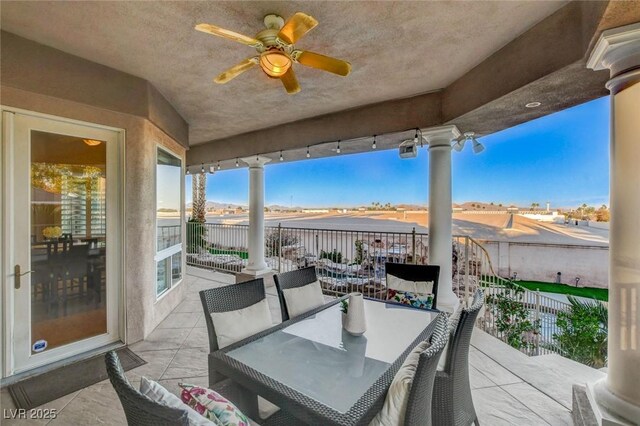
457, 201, 514, 211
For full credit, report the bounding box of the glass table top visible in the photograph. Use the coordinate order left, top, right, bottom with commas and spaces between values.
227, 300, 436, 413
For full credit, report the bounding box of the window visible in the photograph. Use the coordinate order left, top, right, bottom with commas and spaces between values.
156, 147, 183, 297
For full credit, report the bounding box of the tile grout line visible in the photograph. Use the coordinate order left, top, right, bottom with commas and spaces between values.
499, 384, 555, 426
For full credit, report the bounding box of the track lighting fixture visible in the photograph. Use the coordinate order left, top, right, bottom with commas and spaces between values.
280, 151, 284, 161
209, 165, 215, 174
217, 161, 221, 170
336, 140, 341, 154
372, 135, 377, 150
306, 146, 310, 158
186, 169, 190, 175
235, 158, 239, 167
201, 164, 205, 173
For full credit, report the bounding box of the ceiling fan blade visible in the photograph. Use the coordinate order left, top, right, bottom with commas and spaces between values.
195, 23, 263, 48
277, 12, 318, 44
214, 57, 258, 84
280, 68, 301, 94
295, 50, 351, 76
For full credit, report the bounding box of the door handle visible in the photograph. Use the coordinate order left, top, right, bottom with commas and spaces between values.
14, 265, 33, 289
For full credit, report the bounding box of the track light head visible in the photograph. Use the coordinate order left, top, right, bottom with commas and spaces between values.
472, 139, 485, 154
279, 151, 284, 161
336, 141, 341, 154
452, 139, 465, 152
372, 135, 377, 150
235, 158, 239, 167
306, 146, 310, 158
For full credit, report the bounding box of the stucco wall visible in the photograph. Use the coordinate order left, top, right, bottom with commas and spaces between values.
1, 85, 186, 343
482, 240, 609, 288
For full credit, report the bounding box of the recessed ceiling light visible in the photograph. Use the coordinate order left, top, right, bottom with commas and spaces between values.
525, 102, 541, 108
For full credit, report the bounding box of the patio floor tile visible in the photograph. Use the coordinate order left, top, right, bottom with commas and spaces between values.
156, 312, 200, 329
501, 382, 572, 426
469, 349, 523, 386
125, 348, 178, 382
129, 327, 189, 352
173, 300, 203, 313
182, 327, 210, 348
472, 386, 548, 425
470, 365, 497, 389
161, 347, 209, 380
48, 383, 126, 426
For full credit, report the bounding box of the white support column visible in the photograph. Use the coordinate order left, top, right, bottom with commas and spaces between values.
241, 156, 271, 276
424, 125, 461, 313
586, 23, 640, 425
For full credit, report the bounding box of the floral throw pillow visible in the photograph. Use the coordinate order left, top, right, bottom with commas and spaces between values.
179, 383, 249, 426
387, 288, 434, 310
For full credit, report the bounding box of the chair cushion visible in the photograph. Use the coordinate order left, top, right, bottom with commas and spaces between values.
386, 274, 434, 294
282, 280, 325, 318
386, 274, 434, 309
139, 377, 218, 425
180, 384, 250, 426
209, 298, 272, 349
437, 304, 464, 371
369, 340, 431, 426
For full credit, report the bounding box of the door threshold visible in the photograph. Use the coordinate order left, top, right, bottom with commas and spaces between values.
0, 341, 125, 387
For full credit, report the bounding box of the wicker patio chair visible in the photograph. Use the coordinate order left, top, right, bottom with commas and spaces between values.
199, 279, 297, 424
105, 351, 188, 426
432, 289, 484, 426
273, 266, 319, 321
404, 312, 450, 426
199, 278, 268, 385
385, 263, 440, 310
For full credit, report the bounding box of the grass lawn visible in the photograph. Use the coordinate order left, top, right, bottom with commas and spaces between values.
209, 248, 249, 259
515, 280, 608, 302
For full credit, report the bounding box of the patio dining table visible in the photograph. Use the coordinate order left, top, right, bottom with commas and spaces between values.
210, 297, 439, 425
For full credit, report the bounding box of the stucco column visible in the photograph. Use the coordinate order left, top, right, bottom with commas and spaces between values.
586, 23, 640, 424
424, 125, 461, 313
241, 156, 271, 276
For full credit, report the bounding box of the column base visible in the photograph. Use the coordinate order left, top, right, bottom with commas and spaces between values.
577, 378, 640, 425
436, 291, 460, 313
240, 266, 273, 277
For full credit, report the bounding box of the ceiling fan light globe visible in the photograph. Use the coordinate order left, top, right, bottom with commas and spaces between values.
260, 51, 292, 77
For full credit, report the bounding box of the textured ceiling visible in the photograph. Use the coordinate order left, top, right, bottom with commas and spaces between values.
0, 1, 567, 145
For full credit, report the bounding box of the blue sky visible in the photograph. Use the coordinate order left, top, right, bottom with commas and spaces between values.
187, 97, 610, 209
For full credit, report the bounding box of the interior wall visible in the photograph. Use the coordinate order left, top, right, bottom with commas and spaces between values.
1, 85, 186, 344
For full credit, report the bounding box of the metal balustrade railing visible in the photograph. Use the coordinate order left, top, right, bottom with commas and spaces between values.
185, 221, 571, 356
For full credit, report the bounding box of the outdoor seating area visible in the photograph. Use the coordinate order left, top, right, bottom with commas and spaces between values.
2, 2, 640, 425
1, 269, 590, 425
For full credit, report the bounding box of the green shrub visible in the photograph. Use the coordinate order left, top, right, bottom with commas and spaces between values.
320, 249, 343, 263
486, 281, 540, 351
554, 296, 608, 368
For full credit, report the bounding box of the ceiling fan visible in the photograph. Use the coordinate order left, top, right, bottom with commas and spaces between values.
195, 13, 351, 94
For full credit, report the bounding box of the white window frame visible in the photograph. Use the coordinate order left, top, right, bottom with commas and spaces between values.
155, 145, 184, 299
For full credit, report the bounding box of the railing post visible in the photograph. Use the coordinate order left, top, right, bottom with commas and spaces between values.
464, 237, 470, 304
534, 289, 541, 356
411, 227, 416, 264
278, 223, 282, 273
